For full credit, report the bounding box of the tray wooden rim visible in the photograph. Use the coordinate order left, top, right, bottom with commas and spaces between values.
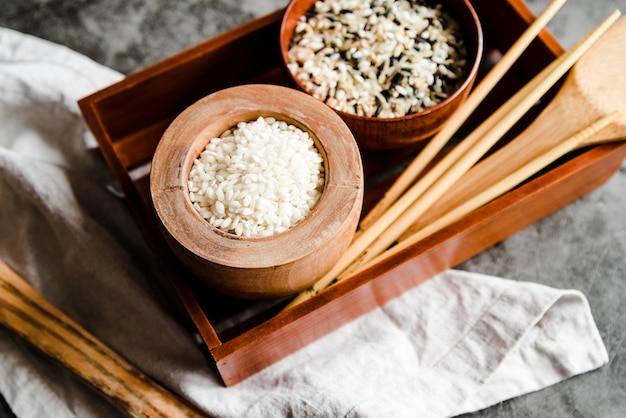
78, 1, 626, 386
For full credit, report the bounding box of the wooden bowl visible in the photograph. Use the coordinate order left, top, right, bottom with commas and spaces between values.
279, 0, 484, 150
150, 84, 364, 300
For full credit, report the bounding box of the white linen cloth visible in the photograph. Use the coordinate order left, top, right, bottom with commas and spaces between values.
0, 27, 609, 418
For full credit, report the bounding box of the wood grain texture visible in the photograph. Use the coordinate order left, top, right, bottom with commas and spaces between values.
213, 139, 626, 386
357, 0, 568, 231
0, 261, 208, 418
77, 1, 626, 386
150, 84, 364, 300
285, 3, 620, 309
401, 15, 626, 241
371, 112, 623, 272
355, 10, 622, 271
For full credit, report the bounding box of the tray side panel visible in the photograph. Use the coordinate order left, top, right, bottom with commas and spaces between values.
213, 142, 626, 385
77, 0, 626, 388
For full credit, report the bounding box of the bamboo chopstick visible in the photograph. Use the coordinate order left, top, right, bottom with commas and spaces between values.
339, 9, 621, 278
282, 0, 570, 312
345, 111, 623, 279
282, 9, 621, 311
357, 0, 569, 232
0, 260, 208, 418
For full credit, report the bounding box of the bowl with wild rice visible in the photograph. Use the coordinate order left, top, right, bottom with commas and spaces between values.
150, 84, 364, 300
280, 0, 483, 149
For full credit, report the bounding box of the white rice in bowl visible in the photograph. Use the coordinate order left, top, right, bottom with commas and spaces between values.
187, 116, 325, 237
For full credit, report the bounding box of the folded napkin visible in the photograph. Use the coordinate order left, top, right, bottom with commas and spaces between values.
0, 27, 609, 418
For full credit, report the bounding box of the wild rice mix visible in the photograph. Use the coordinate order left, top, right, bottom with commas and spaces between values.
188, 116, 325, 238
287, 0, 469, 118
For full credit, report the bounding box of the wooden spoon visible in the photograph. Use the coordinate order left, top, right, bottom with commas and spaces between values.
400, 15, 626, 242
357, 111, 624, 274
0, 260, 208, 418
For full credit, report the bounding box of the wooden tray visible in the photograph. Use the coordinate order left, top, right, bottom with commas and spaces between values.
78, 0, 626, 386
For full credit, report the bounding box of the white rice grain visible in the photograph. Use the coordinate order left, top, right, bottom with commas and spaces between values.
188, 116, 325, 237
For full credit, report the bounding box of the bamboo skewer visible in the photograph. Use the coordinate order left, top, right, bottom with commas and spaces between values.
283, 1, 575, 311
340, 9, 621, 278
398, 14, 626, 244
346, 111, 624, 279
357, 0, 569, 232
0, 260, 208, 418
282, 10, 621, 311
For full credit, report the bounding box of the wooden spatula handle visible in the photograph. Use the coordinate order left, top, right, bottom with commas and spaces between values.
0, 260, 207, 418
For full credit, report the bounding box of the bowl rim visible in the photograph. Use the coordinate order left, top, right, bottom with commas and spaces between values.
150, 84, 364, 269
279, 0, 484, 123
